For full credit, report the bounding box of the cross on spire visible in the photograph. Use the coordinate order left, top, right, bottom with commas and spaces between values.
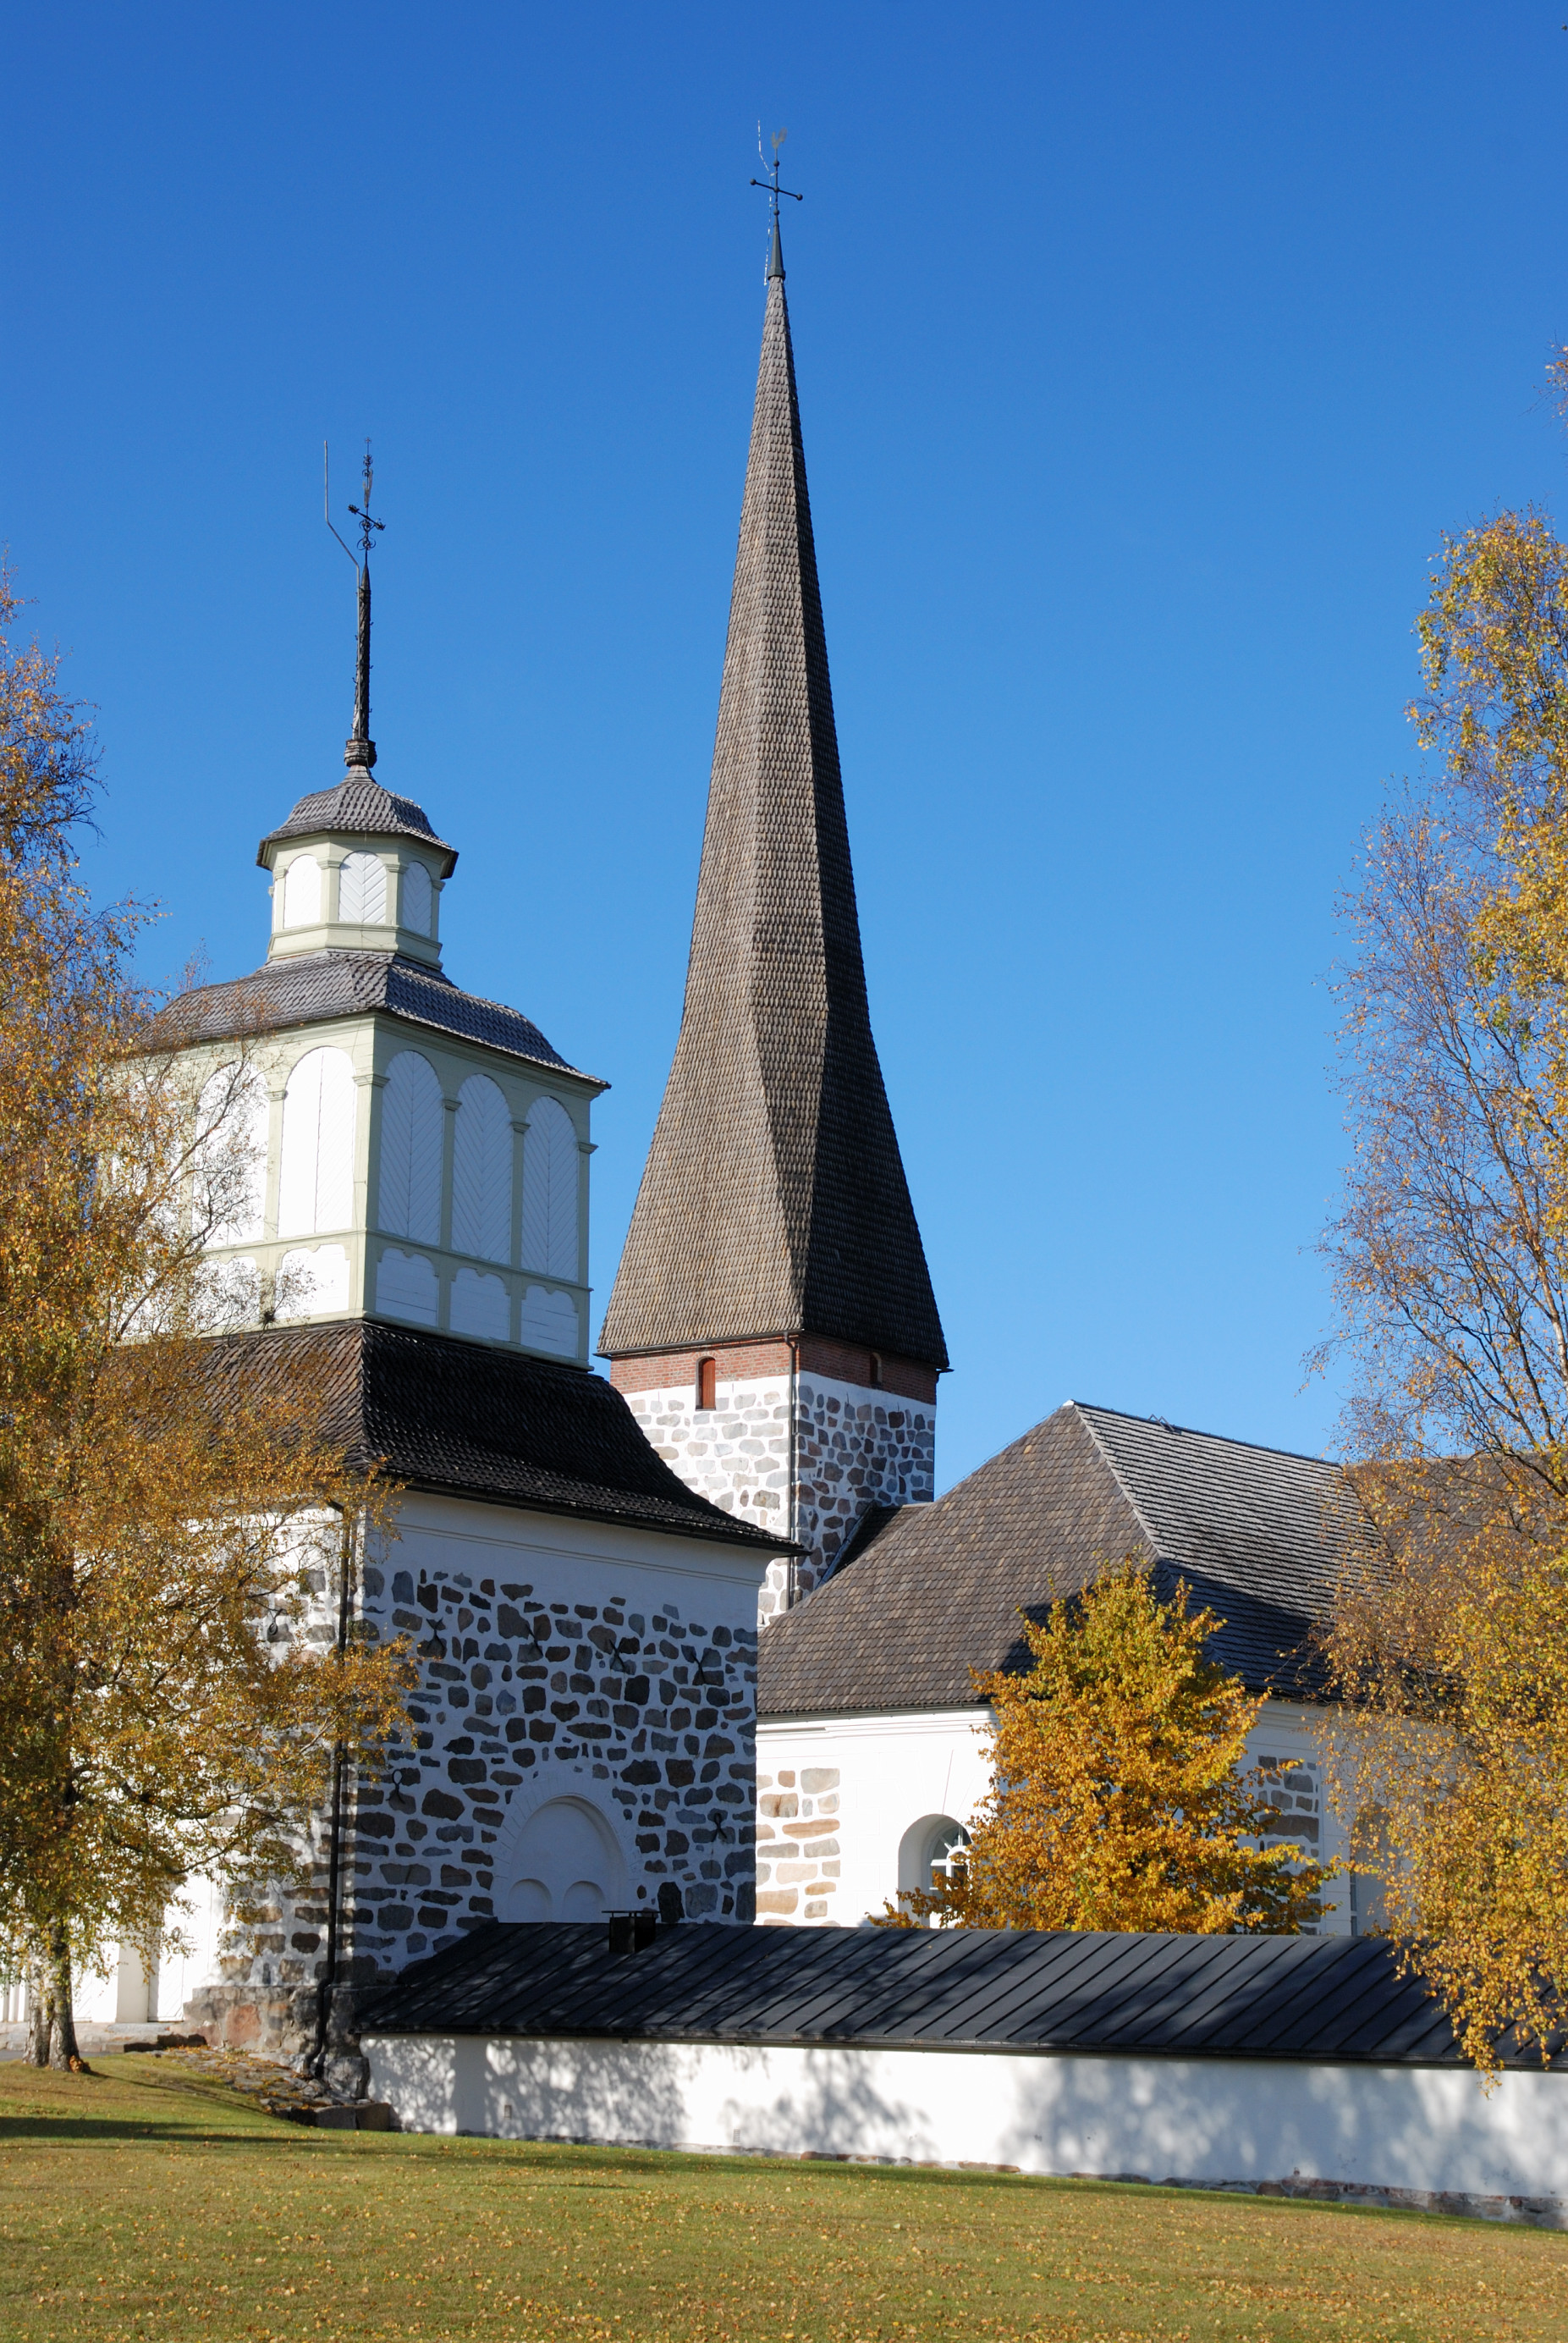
325, 438, 386, 770
750, 125, 802, 278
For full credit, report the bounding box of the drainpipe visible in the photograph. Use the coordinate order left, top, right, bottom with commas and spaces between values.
308, 1509, 355, 2081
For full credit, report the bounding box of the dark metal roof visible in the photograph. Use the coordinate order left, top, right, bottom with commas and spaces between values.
600, 267, 946, 1373
194, 1321, 787, 1549
163, 949, 595, 1083
257, 776, 457, 871
358, 1920, 1545, 2070
758, 1403, 1369, 1717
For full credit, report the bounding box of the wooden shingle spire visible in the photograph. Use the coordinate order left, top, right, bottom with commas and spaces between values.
601, 237, 947, 1371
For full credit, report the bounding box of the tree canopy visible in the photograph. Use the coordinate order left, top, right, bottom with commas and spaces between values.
1320, 363, 1568, 2067
0, 573, 410, 2065
878, 1563, 1326, 1935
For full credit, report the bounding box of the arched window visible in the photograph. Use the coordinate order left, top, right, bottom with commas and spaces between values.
520, 1095, 578, 1279
277, 1047, 355, 1237
896, 1814, 971, 1923
696, 1356, 717, 1412
281, 853, 322, 929
399, 859, 433, 936
377, 1050, 443, 1244
869, 1352, 884, 1388
338, 851, 387, 926
195, 1061, 267, 1247
451, 1073, 511, 1263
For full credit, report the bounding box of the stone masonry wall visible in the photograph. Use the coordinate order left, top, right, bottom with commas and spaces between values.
190, 1548, 756, 2078
755, 1761, 841, 1922
623, 1372, 936, 1622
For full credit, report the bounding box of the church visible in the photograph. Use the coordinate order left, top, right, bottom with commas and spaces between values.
73, 208, 1365, 2064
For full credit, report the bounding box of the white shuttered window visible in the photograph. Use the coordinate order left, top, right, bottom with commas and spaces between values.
521, 1095, 579, 1279
400, 860, 433, 935
282, 854, 322, 929
277, 1048, 355, 1236
378, 1050, 444, 1244
452, 1074, 512, 1263
195, 1062, 267, 1246
338, 852, 388, 926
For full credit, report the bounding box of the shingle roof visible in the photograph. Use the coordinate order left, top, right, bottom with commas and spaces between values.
757, 1402, 1369, 1717
195, 1320, 787, 1549
162, 949, 594, 1081
600, 248, 946, 1373
257, 776, 457, 871
358, 1920, 1529, 2069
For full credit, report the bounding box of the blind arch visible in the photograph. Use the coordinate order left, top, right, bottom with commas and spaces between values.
378, 1051, 443, 1245
277, 1047, 355, 1237
521, 1095, 579, 1280
452, 1073, 511, 1263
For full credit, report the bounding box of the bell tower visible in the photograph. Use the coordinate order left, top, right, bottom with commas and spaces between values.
600, 218, 947, 1618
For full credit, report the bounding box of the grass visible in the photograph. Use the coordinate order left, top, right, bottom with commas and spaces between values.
0, 2055, 1564, 2342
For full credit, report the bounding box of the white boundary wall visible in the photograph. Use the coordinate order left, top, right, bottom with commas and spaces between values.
363, 2031, 1568, 2219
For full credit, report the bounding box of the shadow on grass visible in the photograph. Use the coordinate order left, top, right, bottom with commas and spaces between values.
0, 2054, 324, 2147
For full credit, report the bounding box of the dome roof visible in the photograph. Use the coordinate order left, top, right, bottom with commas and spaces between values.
256, 776, 457, 873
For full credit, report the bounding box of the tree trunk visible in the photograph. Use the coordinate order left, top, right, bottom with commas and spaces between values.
24, 1965, 52, 2067
47, 1922, 83, 2070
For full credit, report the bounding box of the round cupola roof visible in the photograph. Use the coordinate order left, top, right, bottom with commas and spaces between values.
256, 777, 458, 875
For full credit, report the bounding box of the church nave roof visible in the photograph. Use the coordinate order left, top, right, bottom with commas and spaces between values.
196, 1319, 789, 1548
757, 1401, 1372, 1716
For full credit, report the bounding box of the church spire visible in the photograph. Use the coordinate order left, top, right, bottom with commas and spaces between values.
327, 440, 384, 771
601, 238, 947, 1376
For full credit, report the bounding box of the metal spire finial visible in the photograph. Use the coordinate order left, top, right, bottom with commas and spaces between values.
750, 124, 802, 279
325, 438, 385, 771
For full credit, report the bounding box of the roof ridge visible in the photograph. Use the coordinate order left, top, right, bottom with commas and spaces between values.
1071, 1400, 1345, 1475
1068, 1403, 1167, 1557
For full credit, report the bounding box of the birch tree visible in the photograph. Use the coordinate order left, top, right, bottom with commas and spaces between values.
0, 574, 409, 2067
1320, 389, 1568, 2065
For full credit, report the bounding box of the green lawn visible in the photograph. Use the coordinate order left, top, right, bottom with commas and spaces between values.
0, 2054, 1564, 2343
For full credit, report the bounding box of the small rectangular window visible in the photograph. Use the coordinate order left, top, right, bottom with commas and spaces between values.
696, 1356, 717, 1412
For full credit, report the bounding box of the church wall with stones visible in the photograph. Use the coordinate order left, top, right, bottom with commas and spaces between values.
187, 1491, 770, 2079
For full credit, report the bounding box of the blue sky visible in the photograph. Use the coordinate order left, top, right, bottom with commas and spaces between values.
5, 4, 1566, 1489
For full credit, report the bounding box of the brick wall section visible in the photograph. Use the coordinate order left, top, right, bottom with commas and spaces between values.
756, 1763, 841, 1921
195, 1552, 756, 2071
619, 1369, 936, 1620
610, 1338, 938, 1404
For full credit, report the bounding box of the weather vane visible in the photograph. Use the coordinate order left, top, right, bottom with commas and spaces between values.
750, 124, 803, 225
324, 438, 385, 771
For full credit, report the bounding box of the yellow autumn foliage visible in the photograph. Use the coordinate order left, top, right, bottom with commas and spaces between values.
1321, 369, 1568, 2068
0, 572, 412, 2062
877, 1563, 1327, 1935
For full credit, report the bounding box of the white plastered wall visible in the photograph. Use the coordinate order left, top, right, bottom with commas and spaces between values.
363, 2030, 1568, 2212
756, 1699, 1356, 1932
